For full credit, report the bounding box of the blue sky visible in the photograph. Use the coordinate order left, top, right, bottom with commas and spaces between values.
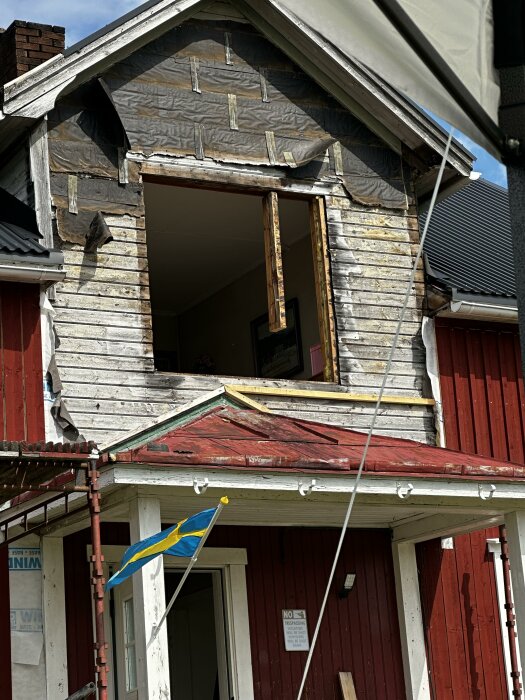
0, 0, 508, 188
431, 116, 508, 188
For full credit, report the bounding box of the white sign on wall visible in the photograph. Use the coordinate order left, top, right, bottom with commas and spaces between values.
282, 609, 310, 651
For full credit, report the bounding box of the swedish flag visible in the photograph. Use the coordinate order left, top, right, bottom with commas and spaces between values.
105, 497, 228, 592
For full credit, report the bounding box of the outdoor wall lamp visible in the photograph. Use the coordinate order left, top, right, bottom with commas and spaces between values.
339, 573, 356, 599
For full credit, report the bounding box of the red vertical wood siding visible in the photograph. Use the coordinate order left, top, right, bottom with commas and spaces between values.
416, 317, 520, 698
435, 318, 525, 462
417, 529, 507, 700
64, 525, 405, 699
0, 282, 44, 441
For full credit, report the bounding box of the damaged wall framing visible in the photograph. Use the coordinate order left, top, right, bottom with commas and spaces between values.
41, 16, 431, 444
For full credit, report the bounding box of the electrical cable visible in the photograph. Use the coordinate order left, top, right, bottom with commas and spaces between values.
295, 129, 454, 700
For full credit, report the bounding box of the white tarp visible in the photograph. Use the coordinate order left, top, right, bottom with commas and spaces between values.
278, 0, 500, 156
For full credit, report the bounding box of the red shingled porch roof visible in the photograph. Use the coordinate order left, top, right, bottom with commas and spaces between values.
104, 405, 525, 480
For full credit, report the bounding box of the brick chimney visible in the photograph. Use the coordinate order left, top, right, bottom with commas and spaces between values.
0, 21, 65, 86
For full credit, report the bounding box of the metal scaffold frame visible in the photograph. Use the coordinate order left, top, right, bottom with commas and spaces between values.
0, 443, 107, 700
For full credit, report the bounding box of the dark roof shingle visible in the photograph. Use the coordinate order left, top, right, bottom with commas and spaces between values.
422, 179, 515, 299
0, 187, 50, 258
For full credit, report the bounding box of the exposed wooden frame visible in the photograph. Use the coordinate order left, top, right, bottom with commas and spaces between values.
140, 159, 338, 196
224, 384, 435, 406
339, 672, 358, 700
262, 191, 286, 332
310, 196, 339, 382
29, 118, 53, 249
143, 169, 340, 381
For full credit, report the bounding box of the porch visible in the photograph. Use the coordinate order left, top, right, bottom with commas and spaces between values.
4, 392, 525, 698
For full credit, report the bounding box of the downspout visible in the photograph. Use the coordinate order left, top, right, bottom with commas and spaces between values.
421, 316, 446, 446
88, 450, 108, 700
499, 526, 522, 698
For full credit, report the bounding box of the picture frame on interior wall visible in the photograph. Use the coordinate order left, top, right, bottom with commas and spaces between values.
251, 298, 303, 379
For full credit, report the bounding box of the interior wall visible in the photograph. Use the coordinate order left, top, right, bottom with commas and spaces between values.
178, 234, 319, 379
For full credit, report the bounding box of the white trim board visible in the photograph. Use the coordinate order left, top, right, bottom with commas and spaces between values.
91, 545, 247, 567
107, 465, 525, 506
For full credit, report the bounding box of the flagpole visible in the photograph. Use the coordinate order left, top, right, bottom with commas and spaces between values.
150, 497, 227, 643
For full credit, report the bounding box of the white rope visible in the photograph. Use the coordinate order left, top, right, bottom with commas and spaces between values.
295, 129, 454, 700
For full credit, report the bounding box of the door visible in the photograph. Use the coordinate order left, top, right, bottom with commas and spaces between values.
165, 570, 230, 700
114, 576, 139, 700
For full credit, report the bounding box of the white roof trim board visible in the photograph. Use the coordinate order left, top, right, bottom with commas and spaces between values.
0, 0, 472, 178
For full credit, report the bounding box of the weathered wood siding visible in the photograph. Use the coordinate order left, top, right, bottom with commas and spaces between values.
46, 17, 432, 445
64, 524, 405, 699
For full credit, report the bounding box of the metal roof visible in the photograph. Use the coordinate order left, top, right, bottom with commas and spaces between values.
0, 187, 49, 258
422, 179, 515, 300
105, 403, 525, 480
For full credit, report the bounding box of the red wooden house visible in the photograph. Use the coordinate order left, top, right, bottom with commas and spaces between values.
1, 3, 525, 700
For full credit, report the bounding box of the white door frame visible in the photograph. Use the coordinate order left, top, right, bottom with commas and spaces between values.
90, 546, 254, 700
113, 576, 139, 700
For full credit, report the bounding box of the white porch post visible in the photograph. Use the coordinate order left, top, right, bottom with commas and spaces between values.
42, 536, 68, 699
129, 497, 170, 699
504, 511, 525, 676
392, 541, 431, 700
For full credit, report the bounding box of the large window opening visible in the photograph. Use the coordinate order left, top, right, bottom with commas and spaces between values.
144, 182, 337, 381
